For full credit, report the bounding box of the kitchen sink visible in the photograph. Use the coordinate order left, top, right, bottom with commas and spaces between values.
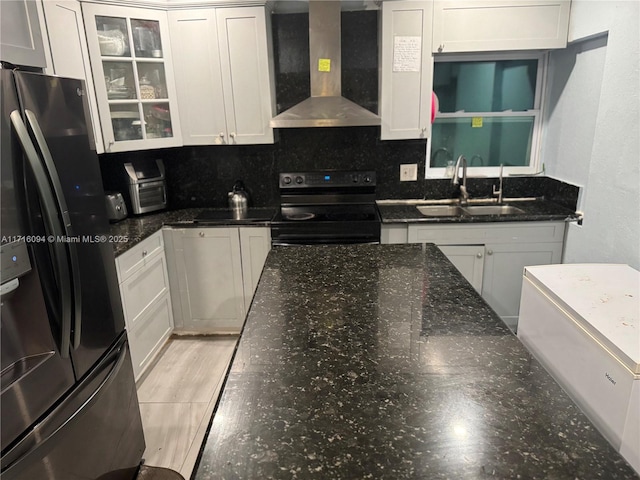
415, 203, 527, 217
416, 205, 465, 216
462, 205, 525, 215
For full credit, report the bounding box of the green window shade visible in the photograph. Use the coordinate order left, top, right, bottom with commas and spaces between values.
433, 59, 538, 113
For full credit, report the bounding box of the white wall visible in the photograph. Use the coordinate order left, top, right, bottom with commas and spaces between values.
541, 0, 640, 269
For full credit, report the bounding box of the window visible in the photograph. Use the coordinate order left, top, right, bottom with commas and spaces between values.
427, 53, 546, 178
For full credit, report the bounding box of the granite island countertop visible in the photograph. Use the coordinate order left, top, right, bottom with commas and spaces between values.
193, 244, 637, 479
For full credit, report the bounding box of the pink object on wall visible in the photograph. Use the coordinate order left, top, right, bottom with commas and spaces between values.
431, 91, 439, 124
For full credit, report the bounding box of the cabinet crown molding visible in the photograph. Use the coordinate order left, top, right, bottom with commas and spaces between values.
81, 0, 268, 10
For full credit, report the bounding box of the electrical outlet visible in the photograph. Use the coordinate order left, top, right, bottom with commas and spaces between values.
400, 164, 418, 181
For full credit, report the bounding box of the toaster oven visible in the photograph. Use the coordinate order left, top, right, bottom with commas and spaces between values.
124, 159, 167, 214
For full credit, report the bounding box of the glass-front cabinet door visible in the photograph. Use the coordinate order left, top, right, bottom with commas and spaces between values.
83, 4, 181, 152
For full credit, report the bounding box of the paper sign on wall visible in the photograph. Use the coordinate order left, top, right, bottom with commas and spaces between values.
318, 58, 331, 72
472, 117, 483, 128
393, 36, 421, 72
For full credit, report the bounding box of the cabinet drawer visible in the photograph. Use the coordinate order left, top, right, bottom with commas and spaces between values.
116, 230, 164, 281
128, 293, 173, 380
408, 221, 566, 245
120, 252, 169, 326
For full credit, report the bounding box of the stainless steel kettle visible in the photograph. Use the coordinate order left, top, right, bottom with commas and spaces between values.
228, 180, 249, 219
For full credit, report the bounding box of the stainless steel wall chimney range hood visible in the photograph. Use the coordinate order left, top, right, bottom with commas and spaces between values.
270, 1, 381, 128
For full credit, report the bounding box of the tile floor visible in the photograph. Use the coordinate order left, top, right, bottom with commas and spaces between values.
136, 335, 238, 479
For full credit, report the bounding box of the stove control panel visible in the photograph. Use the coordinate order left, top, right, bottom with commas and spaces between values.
279, 171, 376, 188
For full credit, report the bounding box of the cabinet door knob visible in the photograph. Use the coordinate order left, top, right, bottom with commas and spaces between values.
199, 232, 205, 237
142, 250, 147, 256
219, 132, 225, 138
229, 132, 236, 139
438, 44, 444, 52
476, 252, 483, 258
487, 249, 493, 256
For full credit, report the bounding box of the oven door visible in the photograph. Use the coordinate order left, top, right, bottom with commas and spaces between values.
270, 220, 381, 246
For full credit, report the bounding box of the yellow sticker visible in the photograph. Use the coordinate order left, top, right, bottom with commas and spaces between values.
472, 117, 483, 128
318, 58, 331, 72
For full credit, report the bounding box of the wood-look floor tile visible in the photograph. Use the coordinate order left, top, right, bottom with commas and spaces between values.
137, 336, 237, 404
178, 352, 234, 479
139, 402, 208, 472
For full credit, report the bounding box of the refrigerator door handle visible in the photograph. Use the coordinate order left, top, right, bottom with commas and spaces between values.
24, 110, 82, 350
0, 278, 20, 297
0, 336, 130, 478
9, 110, 73, 359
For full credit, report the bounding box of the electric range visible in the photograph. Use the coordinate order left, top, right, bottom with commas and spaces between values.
270, 170, 381, 245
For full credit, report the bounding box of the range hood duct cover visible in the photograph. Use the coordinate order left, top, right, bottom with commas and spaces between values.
270, 1, 380, 128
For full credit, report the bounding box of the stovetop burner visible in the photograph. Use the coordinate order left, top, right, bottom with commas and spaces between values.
284, 212, 316, 221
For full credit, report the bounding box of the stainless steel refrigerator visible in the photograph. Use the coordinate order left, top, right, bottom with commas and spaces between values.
1, 69, 145, 479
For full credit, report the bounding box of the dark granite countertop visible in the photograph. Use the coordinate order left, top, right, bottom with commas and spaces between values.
377, 198, 580, 224
109, 198, 578, 256
109, 208, 276, 256
194, 244, 638, 479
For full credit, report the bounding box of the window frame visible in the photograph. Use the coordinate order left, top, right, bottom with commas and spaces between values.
426, 51, 548, 179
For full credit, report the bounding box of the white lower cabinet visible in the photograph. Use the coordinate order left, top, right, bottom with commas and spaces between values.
480, 242, 562, 329
403, 221, 566, 331
164, 226, 271, 334
381, 224, 410, 244
438, 245, 485, 293
239, 228, 272, 312
116, 230, 173, 380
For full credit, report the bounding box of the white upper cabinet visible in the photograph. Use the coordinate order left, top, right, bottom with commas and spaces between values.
82, 3, 182, 152
0, 0, 47, 67
169, 9, 226, 145
380, 0, 434, 141
432, 0, 571, 53
41, 0, 104, 153
169, 6, 275, 145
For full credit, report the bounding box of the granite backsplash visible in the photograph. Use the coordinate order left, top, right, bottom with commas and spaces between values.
99, 128, 578, 212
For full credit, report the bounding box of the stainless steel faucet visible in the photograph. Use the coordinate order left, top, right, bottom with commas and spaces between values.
451, 155, 469, 204
493, 164, 504, 203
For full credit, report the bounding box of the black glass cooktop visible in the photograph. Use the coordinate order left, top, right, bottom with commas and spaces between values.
273, 204, 380, 224
194, 208, 275, 224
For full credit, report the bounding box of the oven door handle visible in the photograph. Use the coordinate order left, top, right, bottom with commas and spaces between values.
272, 241, 380, 247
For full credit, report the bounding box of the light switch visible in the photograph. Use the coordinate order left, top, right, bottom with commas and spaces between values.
400, 164, 418, 181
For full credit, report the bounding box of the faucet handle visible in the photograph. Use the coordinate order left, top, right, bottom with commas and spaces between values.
493, 164, 504, 203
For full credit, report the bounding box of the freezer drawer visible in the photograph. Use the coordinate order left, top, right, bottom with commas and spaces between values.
1, 266, 76, 452
0, 334, 145, 480
518, 265, 640, 475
